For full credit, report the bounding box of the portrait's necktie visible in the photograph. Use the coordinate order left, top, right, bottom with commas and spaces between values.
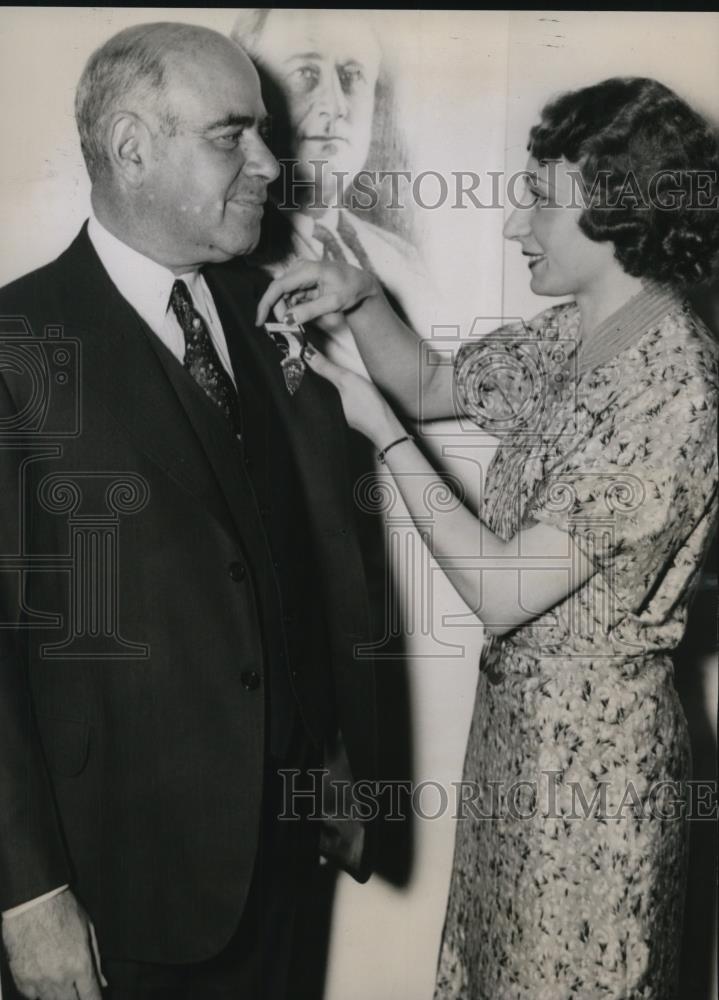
337, 211, 377, 275
313, 215, 376, 275
312, 220, 345, 263
169, 279, 242, 437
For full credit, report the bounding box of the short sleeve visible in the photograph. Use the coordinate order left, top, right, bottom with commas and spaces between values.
526, 377, 717, 617
453, 304, 576, 431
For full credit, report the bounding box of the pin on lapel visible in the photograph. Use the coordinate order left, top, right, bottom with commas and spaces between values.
263, 320, 307, 395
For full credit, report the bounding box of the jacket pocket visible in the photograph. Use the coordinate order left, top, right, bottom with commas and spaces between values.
37, 716, 90, 777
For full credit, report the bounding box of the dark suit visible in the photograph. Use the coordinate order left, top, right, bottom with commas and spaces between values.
0, 226, 376, 980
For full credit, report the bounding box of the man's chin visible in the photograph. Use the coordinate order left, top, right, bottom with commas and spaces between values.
209, 226, 261, 261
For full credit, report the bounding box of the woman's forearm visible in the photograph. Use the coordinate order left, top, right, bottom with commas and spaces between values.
345, 282, 454, 421
300, 340, 593, 634
372, 410, 592, 635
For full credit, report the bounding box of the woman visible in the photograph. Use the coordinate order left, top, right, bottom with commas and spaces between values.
257, 78, 718, 999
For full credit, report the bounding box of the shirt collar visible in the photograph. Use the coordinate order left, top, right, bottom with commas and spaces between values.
87, 214, 201, 334
577, 282, 682, 375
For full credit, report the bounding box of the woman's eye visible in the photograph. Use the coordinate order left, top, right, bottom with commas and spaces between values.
527, 186, 550, 207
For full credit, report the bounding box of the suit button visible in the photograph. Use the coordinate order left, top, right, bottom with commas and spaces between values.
228, 561, 246, 582
241, 670, 261, 691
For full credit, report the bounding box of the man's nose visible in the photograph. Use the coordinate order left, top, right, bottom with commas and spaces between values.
246, 135, 280, 184
317, 69, 349, 120
503, 206, 531, 241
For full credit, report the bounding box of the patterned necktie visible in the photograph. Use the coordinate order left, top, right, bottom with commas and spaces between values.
169, 279, 242, 437
313, 214, 376, 275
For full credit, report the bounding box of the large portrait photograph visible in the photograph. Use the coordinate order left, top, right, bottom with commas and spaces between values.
0, 8, 716, 1000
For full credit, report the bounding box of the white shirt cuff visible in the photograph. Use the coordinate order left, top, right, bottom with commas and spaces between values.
2, 885, 69, 919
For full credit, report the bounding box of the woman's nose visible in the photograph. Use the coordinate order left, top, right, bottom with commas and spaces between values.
503, 206, 531, 241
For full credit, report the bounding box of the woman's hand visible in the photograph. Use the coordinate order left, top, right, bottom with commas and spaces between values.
256, 260, 379, 328
303, 343, 404, 446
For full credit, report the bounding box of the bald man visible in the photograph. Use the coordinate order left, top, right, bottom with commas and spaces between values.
0, 23, 376, 1000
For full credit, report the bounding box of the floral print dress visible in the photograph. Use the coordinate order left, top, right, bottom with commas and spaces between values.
434, 286, 718, 1000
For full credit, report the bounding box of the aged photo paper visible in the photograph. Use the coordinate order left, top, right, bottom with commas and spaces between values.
0, 9, 716, 1000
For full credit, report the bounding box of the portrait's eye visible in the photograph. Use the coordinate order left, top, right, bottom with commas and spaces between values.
286, 64, 321, 96
338, 64, 366, 94
259, 119, 273, 143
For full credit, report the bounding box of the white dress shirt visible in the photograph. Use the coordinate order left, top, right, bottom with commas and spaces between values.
2, 217, 236, 922
87, 214, 236, 383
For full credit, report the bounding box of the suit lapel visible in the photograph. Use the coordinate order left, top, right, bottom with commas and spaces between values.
62, 228, 244, 541
206, 264, 352, 538
118, 323, 262, 546
61, 227, 353, 548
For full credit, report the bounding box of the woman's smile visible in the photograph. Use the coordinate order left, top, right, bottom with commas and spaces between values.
523, 250, 546, 269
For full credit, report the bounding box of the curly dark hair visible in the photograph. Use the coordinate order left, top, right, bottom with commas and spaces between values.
528, 77, 719, 287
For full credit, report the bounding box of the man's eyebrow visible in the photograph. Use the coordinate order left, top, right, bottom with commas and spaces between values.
203, 113, 260, 132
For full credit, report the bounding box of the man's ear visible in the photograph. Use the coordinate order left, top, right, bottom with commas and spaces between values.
107, 112, 152, 187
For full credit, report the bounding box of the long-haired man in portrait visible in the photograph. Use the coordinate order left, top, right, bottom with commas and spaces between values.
232, 7, 436, 373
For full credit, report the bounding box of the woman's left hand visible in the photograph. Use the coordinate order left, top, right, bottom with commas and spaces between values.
304, 343, 402, 445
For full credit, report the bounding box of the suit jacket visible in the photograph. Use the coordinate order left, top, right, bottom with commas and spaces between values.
0, 226, 377, 962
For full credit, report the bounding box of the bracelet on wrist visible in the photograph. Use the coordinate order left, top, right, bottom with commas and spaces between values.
377, 434, 414, 464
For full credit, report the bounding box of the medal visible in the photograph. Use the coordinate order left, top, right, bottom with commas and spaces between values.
263, 321, 307, 395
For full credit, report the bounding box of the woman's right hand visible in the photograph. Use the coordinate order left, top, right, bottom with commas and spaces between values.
255, 260, 379, 328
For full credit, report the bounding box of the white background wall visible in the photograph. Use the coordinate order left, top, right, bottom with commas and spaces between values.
0, 9, 716, 1000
